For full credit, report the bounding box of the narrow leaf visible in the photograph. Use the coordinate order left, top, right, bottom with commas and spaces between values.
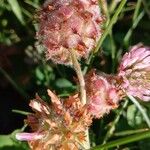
92, 130, 150, 150
7, 0, 25, 25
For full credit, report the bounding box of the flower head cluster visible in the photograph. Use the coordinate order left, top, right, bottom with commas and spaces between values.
85, 70, 121, 118
16, 90, 92, 150
118, 44, 150, 101
38, 0, 102, 65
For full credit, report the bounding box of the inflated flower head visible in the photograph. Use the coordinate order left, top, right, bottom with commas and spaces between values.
38, 0, 102, 65
85, 70, 121, 118
118, 44, 150, 101
16, 90, 92, 150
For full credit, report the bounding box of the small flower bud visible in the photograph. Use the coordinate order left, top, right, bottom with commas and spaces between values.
85, 70, 121, 118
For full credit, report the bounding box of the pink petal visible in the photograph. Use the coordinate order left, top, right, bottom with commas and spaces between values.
16, 132, 44, 141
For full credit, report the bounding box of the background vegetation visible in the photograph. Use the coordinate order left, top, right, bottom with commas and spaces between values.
0, 0, 150, 149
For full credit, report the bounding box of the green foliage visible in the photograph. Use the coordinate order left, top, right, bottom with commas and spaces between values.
92, 130, 150, 150
7, 0, 25, 25
0, 130, 29, 150
127, 104, 144, 128
35, 64, 55, 86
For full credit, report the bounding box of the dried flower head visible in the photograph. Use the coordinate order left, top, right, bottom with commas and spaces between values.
16, 90, 92, 150
85, 70, 121, 118
38, 0, 103, 65
118, 44, 150, 101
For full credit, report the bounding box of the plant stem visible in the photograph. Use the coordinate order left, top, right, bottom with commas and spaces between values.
94, 0, 126, 54
109, 0, 121, 14
123, 11, 144, 48
133, 0, 142, 22
127, 94, 150, 128
83, 0, 126, 74
99, 0, 110, 26
142, 0, 150, 19
69, 49, 86, 105
99, 0, 116, 73
102, 100, 128, 144
123, 0, 144, 48
92, 129, 150, 150
114, 128, 149, 137
69, 49, 90, 149
12, 109, 31, 116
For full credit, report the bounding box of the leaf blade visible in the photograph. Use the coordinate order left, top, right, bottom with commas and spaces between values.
7, 0, 25, 25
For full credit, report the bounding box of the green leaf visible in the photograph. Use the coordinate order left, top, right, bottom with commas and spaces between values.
35, 67, 45, 81
12, 109, 31, 116
0, 130, 29, 149
92, 130, 150, 150
7, 0, 25, 25
55, 78, 74, 88
127, 104, 143, 127
0, 135, 14, 147
114, 128, 149, 137
127, 94, 150, 128
0, 130, 21, 148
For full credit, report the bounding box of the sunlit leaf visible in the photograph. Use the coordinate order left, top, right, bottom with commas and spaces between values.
0, 130, 29, 149
0, 135, 14, 147
7, 0, 25, 25
55, 78, 74, 88
127, 104, 144, 127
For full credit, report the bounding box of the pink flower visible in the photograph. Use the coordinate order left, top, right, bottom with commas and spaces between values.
85, 70, 121, 118
16, 90, 92, 150
38, 0, 103, 65
118, 44, 150, 101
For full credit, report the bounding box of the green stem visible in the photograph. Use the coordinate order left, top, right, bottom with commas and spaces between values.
94, 0, 126, 54
127, 94, 150, 128
99, 1, 117, 73
109, 0, 121, 14
133, 0, 142, 22
83, 0, 126, 74
114, 128, 149, 137
12, 109, 31, 116
69, 49, 86, 105
142, 0, 150, 19
92, 130, 150, 150
99, 0, 110, 26
0, 67, 29, 99
69, 49, 90, 149
123, 11, 144, 48
102, 100, 128, 144
110, 31, 117, 73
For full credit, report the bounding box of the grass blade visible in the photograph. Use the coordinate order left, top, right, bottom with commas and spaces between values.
92, 130, 150, 150
7, 0, 25, 25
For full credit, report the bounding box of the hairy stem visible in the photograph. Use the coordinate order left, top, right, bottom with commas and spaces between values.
69, 49, 86, 105
69, 49, 90, 149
